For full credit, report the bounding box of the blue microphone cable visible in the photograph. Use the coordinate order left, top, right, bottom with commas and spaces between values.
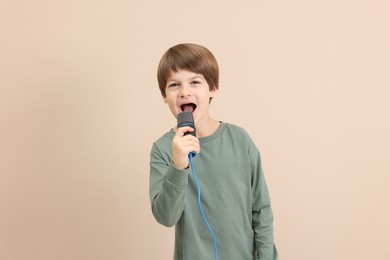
188, 152, 218, 260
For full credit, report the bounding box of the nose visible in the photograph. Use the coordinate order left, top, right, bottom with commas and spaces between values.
179, 84, 192, 97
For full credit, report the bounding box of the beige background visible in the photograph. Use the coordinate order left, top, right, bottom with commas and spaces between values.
1, 0, 389, 259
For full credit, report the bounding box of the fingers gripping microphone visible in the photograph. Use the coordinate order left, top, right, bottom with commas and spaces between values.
177, 111, 197, 157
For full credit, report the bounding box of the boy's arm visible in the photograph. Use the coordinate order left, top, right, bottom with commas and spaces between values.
251, 149, 278, 260
149, 127, 199, 227
149, 143, 189, 227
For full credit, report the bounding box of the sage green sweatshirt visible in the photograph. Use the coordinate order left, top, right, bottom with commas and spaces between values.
149, 122, 278, 260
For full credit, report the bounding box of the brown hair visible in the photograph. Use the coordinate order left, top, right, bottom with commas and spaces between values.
157, 43, 219, 98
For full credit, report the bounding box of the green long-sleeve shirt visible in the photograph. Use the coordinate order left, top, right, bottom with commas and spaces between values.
149, 122, 278, 260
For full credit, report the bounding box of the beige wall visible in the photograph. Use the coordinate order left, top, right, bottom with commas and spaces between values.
1, 1, 389, 259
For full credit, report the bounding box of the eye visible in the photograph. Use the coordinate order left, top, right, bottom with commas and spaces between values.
168, 82, 179, 88
191, 80, 201, 85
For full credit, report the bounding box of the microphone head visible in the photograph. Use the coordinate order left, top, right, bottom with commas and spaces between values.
177, 111, 196, 137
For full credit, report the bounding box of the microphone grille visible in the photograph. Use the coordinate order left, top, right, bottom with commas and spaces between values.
177, 111, 194, 126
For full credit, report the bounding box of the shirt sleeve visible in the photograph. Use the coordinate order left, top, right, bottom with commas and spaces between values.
149, 142, 189, 227
249, 141, 278, 260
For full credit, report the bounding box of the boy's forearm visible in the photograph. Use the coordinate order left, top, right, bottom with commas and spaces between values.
150, 163, 189, 227
253, 204, 277, 260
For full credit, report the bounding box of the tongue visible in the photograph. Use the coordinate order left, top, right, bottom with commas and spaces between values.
182, 104, 194, 113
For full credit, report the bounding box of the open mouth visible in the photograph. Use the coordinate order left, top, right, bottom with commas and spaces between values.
180, 103, 197, 113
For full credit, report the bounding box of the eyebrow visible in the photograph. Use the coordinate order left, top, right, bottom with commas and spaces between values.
167, 75, 204, 82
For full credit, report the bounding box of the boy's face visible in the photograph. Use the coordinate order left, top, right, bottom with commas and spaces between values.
163, 70, 217, 125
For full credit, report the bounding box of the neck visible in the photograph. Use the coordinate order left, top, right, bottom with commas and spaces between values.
194, 117, 220, 138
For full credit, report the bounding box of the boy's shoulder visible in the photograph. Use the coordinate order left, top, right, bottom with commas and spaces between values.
224, 122, 259, 153
224, 122, 247, 132
224, 122, 252, 140
150, 129, 174, 164
152, 129, 174, 149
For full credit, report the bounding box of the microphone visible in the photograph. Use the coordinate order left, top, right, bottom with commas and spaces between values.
177, 111, 197, 157
177, 111, 196, 137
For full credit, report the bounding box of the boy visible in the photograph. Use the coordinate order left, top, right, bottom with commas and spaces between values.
149, 43, 278, 260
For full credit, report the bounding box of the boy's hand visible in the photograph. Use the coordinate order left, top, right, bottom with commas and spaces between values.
172, 126, 200, 170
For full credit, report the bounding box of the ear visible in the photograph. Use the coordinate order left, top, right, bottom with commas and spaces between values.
163, 96, 168, 103
209, 87, 218, 98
